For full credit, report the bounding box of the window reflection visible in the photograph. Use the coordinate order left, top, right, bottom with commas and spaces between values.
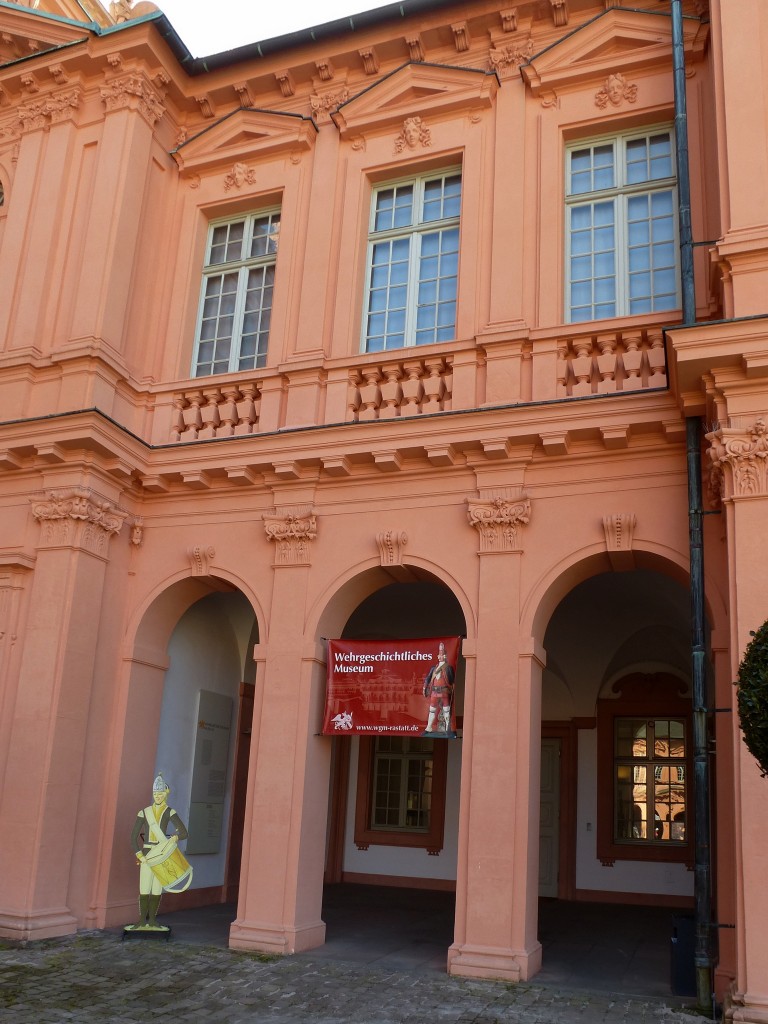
614, 718, 686, 843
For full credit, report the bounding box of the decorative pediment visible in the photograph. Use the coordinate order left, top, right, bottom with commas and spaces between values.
332, 62, 499, 139
172, 107, 317, 175
520, 9, 709, 95
0, 10, 93, 67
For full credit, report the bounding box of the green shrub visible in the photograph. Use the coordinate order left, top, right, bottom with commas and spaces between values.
736, 621, 768, 778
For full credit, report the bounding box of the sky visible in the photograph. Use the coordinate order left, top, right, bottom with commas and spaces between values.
155, 1, 393, 58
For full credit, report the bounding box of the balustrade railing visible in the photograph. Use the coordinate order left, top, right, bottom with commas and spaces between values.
556, 327, 666, 398
170, 382, 261, 441
154, 319, 670, 443
347, 355, 453, 422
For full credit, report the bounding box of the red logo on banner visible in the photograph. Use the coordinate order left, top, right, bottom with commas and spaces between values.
323, 637, 460, 737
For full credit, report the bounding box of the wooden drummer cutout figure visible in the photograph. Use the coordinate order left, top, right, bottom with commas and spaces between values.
126, 773, 192, 933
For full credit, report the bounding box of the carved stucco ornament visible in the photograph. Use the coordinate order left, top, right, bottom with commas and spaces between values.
31, 488, 127, 555
489, 38, 535, 73
109, 0, 134, 22
707, 418, 768, 499
467, 495, 531, 553
188, 545, 215, 575
595, 73, 637, 109
18, 89, 80, 133
130, 517, 144, 547
376, 530, 407, 567
395, 116, 431, 153
100, 73, 165, 127
310, 88, 349, 121
224, 162, 256, 191
263, 506, 317, 566
602, 513, 636, 570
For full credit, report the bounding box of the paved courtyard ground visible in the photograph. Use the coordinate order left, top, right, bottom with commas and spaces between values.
0, 930, 709, 1024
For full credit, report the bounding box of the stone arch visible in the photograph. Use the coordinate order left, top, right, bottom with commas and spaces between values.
527, 540, 727, 911
311, 557, 470, 898
98, 569, 264, 928
124, 566, 267, 662
521, 539, 726, 645
308, 554, 477, 644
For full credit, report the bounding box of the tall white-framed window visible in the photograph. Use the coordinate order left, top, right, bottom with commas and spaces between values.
566, 128, 679, 323
363, 169, 461, 352
192, 209, 280, 377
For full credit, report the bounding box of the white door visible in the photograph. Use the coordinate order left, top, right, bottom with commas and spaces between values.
539, 738, 561, 898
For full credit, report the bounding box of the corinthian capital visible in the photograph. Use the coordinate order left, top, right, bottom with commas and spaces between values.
707, 418, 768, 499
100, 73, 165, 126
31, 488, 127, 554
263, 506, 317, 566
467, 495, 531, 553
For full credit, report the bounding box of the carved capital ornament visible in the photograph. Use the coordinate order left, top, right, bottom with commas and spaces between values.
18, 88, 80, 132
467, 495, 531, 553
707, 418, 768, 498
31, 488, 127, 555
100, 74, 165, 126
263, 506, 317, 566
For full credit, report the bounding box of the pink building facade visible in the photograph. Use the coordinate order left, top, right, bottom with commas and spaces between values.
0, 0, 767, 1017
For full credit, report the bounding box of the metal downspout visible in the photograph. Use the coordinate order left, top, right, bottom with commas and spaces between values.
671, 0, 714, 1011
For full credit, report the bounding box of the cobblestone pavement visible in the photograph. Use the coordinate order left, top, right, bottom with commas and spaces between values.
0, 932, 707, 1024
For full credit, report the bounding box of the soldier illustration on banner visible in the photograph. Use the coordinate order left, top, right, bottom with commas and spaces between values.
323, 636, 460, 737
422, 640, 455, 735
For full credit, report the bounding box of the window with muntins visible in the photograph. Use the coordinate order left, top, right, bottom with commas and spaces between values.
193, 210, 280, 376
363, 170, 461, 352
614, 717, 687, 845
566, 129, 678, 323
596, 674, 691, 865
354, 735, 447, 851
371, 736, 434, 831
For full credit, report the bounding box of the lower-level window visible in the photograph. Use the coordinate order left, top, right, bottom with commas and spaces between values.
354, 736, 447, 851
597, 674, 691, 865
371, 737, 434, 831
614, 717, 687, 844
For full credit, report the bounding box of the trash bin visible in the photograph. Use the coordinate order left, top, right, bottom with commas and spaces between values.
670, 914, 696, 996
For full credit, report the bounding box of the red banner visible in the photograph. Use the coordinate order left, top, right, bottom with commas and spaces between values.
323, 637, 460, 737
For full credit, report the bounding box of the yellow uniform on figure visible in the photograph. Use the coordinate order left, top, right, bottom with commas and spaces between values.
128, 773, 190, 931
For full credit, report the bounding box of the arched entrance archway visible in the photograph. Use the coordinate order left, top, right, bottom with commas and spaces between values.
322, 574, 467, 956
535, 564, 704, 993
104, 577, 259, 927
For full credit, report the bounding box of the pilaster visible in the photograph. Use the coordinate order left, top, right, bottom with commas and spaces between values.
706, 414, 768, 1022
65, 68, 166, 360
0, 488, 126, 941
449, 488, 541, 981
0, 86, 82, 355
230, 505, 328, 954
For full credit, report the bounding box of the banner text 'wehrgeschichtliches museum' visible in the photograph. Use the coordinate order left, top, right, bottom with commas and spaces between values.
322, 637, 460, 737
